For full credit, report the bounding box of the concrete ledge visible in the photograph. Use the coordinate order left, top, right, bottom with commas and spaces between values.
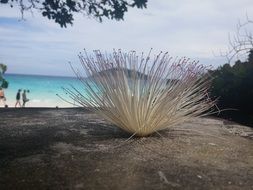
0, 109, 253, 189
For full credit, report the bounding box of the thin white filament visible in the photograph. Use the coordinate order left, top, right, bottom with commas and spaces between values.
66, 50, 216, 136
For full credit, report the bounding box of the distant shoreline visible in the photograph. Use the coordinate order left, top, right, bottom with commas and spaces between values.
0, 107, 87, 111
0, 100, 76, 108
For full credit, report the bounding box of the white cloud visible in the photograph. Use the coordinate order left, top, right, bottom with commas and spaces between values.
0, 0, 253, 76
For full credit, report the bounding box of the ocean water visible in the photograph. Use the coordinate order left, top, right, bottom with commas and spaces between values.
3, 74, 84, 107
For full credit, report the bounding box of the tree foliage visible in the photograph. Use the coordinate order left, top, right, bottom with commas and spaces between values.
210, 49, 253, 114
0, 0, 148, 27
0, 63, 8, 89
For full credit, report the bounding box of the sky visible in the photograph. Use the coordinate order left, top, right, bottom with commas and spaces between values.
0, 0, 253, 77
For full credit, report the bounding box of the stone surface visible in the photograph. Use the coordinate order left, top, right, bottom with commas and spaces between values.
0, 108, 253, 190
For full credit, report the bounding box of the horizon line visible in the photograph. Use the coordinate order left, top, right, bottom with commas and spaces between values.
5, 72, 76, 78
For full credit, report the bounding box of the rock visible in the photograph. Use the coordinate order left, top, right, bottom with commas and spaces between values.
0, 108, 253, 190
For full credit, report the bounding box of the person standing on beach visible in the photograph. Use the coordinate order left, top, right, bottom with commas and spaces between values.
22, 90, 29, 107
0, 87, 6, 107
15, 89, 22, 107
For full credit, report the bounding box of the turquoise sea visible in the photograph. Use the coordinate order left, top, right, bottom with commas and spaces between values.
3, 74, 83, 107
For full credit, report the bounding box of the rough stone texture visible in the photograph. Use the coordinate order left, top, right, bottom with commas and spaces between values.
0, 108, 253, 190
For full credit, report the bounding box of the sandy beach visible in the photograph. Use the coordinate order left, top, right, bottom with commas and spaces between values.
0, 108, 253, 189
2, 73, 83, 108
1, 100, 75, 108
